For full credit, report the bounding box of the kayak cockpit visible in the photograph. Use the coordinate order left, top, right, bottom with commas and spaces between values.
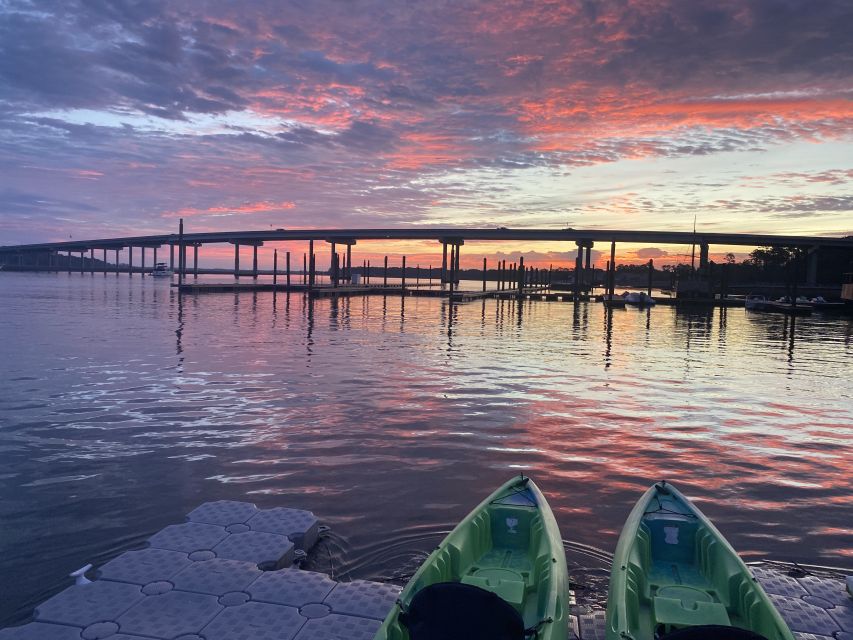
611, 483, 793, 640
376, 477, 568, 640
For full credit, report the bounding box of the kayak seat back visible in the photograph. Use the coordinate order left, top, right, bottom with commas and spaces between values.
489, 505, 535, 550
645, 515, 699, 566
400, 581, 525, 640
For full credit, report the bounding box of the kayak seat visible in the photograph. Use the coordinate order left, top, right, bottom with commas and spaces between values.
400, 581, 525, 640
462, 567, 526, 610
654, 585, 731, 632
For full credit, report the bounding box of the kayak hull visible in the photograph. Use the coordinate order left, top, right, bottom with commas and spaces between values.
605, 482, 794, 640
374, 476, 569, 640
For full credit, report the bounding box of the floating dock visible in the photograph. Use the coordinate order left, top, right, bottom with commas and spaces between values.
2, 500, 850, 640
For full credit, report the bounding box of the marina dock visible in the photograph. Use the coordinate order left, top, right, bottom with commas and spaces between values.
2, 500, 850, 640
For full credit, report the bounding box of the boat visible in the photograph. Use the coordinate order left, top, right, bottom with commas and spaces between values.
624, 292, 657, 306
374, 475, 569, 640
809, 296, 847, 312
599, 293, 627, 308
605, 481, 794, 640
744, 294, 767, 311
149, 262, 173, 278
765, 297, 812, 316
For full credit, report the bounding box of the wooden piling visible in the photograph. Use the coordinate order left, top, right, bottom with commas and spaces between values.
90, 248, 95, 275
308, 240, 314, 286
441, 242, 448, 285
517, 257, 524, 296
273, 249, 278, 285
367, 259, 370, 284
383, 256, 388, 286
482, 257, 487, 291
448, 245, 455, 295
647, 259, 653, 296
128, 246, 133, 276
178, 219, 184, 285
302, 253, 306, 284
401, 255, 407, 292
286, 251, 291, 287
608, 241, 616, 299
193, 245, 199, 278
252, 245, 258, 279
234, 243, 240, 278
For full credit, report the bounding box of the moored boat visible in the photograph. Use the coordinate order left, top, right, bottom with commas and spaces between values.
624, 292, 657, 306
744, 294, 767, 311
150, 262, 173, 278
374, 475, 569, 640
606, 482, 794, 640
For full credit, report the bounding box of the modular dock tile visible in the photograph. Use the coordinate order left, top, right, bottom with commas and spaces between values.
750, 566, 810, 597
0, 622, 87, 640
212, 530, 295, 567
33, 580, 143, 627
248, 568, 337, 606
115, 590, 222, 638
148, 522, 229, 553
187, 500, 259, 526
798, 575, 851, 606
200, 601, 305, 640
323, 580, 401, 620
294, 613, 382, 640
575, 611, 607, 640
830, 606, 853, 629
97, 548, 192, 585
769, 594, 842, 636
172, 558, 263, 596
247, 507, 321, 550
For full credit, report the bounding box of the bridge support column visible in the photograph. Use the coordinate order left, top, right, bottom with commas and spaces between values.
806, 246, 819, 285
170, 244, 175, 270
252, 244, 258, 279
153, 247, 158, 269
141, 247, 146, 275
309, 251, 315, 289
574, 246, 583, 300
441, 242, 448, 285
699, 243, 709, 271
234, 242, 240, 277
346, 243, 352, 282
89, 248, 94, 275
114, 249, 120, 274
329, 241, 337, 286
128, 246, 134, 276
102, 249, 107, 275
193, 244, 199, 277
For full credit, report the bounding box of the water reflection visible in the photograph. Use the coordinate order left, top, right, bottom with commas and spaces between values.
0, 274, 851, 627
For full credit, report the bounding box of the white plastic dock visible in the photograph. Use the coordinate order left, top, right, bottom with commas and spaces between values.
1, 500, 850, 640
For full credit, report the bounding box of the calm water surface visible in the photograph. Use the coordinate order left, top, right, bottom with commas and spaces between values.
1, 273, 851, 625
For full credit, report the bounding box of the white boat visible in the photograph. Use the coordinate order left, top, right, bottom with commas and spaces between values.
623, 291, 656, 306
150, 262, 173, 278
744, 293, 768, 310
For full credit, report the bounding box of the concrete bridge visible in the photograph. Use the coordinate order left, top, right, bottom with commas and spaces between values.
1, 227, 851, 285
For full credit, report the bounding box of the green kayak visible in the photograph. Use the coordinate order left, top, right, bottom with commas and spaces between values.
606, 482, 795, 640
374, 475, 569, 640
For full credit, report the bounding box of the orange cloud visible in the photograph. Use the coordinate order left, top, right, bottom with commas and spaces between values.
162, 200, 296, 218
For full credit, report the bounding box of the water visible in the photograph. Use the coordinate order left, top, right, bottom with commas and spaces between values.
1, 272, 851, 625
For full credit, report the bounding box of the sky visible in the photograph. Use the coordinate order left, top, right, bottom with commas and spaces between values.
1, 0, 852, 267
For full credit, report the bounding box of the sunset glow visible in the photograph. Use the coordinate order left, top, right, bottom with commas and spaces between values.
1, 1, 851, 265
